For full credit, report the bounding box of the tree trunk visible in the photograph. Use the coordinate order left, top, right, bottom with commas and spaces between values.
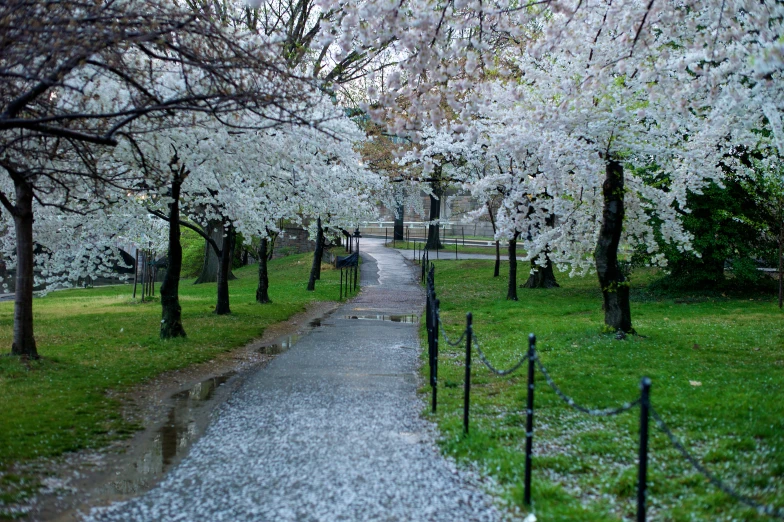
214, 223, 233, 315
315, 224, 324, 281
487, 202, 500, 277
307, 217, 324, 291
595, 159, 634, 333
160, 174, 187, 339
256, 237, 271, 304
11, 180, 37, 358
494, 241, 501, 277
394, 203, 404, 240
195, 220, 236, 283
425, 185, 444, 250
523, 253, 560, 288
506, 232, 520, 301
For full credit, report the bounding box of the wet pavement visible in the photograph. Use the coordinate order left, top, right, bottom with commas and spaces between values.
86, 239, 504, 522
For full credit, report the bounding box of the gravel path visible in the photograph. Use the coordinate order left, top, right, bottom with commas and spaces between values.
86, 239, 504, 522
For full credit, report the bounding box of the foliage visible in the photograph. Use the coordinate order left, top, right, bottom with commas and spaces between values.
181, 228, 206, 279
655, 180, 777, 291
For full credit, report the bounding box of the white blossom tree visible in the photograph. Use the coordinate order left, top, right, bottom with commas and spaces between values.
0, 0, 328, 356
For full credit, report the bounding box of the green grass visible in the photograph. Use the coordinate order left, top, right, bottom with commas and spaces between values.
0, 252, 343, 513
424, 259, 784, 521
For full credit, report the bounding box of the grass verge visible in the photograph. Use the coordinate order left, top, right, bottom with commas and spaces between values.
425, 259, 783, 521
0, 252, 342, 515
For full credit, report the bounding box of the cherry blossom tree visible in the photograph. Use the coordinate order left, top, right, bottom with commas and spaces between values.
0, 0, 327, 356
333, 0, 783, 332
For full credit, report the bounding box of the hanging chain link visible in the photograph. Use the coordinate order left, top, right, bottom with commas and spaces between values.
534, 355, 640, 416
471, 332, 529, 376
650, 405, 784, 520
437, 315, 467, 347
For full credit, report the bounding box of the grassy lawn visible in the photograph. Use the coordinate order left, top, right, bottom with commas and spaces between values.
425, 259, 784, 521
0, 252, 342, 512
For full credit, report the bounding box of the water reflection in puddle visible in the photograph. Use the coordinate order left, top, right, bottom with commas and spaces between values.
258, 334, 300, 355
93, 314, 320, 501
344, 314, 419, 323
101, 373, 235, 496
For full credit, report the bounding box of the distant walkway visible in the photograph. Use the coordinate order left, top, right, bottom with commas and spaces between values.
87, 238, 503, 522
391, 247, 524, 262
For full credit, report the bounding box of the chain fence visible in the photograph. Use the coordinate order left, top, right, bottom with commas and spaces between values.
471, 332, 529, 376
533, 355, 642, 416
420, 256, 783, 521
650, 405, 784, 520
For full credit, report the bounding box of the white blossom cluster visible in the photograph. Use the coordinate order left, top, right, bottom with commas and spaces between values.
334, 0, 783, 275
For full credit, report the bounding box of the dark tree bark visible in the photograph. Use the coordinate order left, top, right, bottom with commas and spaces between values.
194, 220, 221, 283
506, 232, 520, 301
487, 202, 501, 277
160, 168, 187, 339
195, 220, 236, 283
307, 217, 324, 291
494, 241, 501, 277
595, 159, 634, 333
266, 232, 278, 260
394, 203, 404, 240
425, 185, 445, 250
315, 227, 325, 281
523, 253, 560, 289
9, 179, 37, 358
214, 223, 234, 315
256, 237, 271, 304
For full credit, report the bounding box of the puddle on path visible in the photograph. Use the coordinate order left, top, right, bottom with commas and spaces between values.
308, 317, 335, 328
344, 314, 419, 323
43, 305, 339, 520
98, 372, 236, 497
258, 334, 300, 355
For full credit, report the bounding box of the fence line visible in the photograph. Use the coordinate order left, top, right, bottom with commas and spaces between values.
421, 259, 783, 521
650, 406, 784, 520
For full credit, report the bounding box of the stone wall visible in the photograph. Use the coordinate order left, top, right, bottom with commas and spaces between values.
270, 227, 316, 259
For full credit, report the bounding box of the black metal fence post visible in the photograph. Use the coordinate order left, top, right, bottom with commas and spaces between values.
432, 297, 439, 413
353, 255, 358, 291
426, 272, 434, 399
455, 237, 458, 259
463, 312, 473, 435
524, 333, 536, 506
637, 377, 652, 522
